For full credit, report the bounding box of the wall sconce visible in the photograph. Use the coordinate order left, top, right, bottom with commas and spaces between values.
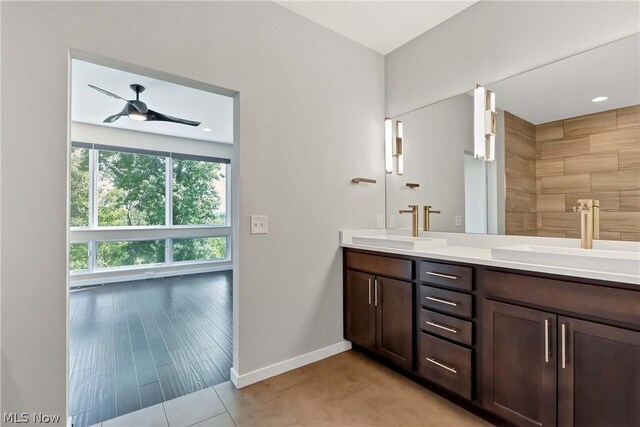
385, 118, 405, 175
385, 118, 393, 174
474, 84, 496, 162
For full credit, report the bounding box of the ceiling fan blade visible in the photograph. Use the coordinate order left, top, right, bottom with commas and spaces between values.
146, 109, 201, 127
103, 113, 123, 123
88, 84, 147, 114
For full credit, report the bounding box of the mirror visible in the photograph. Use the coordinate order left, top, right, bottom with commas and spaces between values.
385, 34, 639, 241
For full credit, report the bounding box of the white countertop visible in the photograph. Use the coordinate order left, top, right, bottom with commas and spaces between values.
340, 230, 640, 285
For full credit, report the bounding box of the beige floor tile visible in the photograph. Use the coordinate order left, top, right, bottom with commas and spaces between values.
261, 368, 310, 392
103, 403, 168, 427
227, 398, 297, 427
164, 387, 227, 427
189, 412, 236, 427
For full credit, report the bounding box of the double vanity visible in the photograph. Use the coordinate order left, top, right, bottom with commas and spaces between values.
341, 231, 640, 427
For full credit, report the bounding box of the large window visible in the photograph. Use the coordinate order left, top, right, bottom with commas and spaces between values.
69, 143, 230, 273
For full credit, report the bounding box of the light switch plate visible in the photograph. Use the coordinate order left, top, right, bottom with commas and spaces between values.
455, 215, 463, 227
250, 215, 268, 234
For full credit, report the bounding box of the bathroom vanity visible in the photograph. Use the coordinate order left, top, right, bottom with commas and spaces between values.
341, 233, 640, 427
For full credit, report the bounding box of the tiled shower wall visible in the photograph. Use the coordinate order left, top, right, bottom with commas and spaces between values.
506, 105, 640, 241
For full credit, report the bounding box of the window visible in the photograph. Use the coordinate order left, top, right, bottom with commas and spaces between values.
69, 143, 231, 273
173, 237, 227, 262
69, 242, 89, 271
70, 148, 90, 227
173, 159, 226, 225
98, 150, 166, 226
97, 239, 165, 268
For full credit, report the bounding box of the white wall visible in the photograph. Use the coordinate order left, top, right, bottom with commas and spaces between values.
386, 94, 472, 232
385, 1, 640, 117
0, 2, 384, 421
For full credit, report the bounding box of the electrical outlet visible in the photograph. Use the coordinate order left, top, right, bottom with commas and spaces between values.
455, 215, 463, 227
250, 215, 268, 234
376, 214, 384, 229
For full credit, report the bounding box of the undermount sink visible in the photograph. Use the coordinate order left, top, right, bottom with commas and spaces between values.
491, 245, 640, 275
352, 235, 447, 251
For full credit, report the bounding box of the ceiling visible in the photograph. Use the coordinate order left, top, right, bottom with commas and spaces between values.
277, 1, 477, 55
71, 59, 234, 143
488, 34, 640, 125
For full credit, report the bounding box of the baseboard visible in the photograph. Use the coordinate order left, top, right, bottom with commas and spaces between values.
230, 341, 352, 388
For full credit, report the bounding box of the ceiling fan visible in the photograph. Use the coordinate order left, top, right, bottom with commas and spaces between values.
88, 83, 201, 127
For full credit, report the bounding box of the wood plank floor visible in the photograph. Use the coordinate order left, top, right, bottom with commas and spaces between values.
69, 271, 233, 427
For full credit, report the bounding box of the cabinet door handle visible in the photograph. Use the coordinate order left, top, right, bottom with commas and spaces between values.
374, 279, 379, 306
426, 357, 457, 374
368, 278, 372, 305
544, 318, 551, 363
425, 271, 458, 280
561, 323, 567, 369
426, 321, 458, 334
425, 296, 458, 307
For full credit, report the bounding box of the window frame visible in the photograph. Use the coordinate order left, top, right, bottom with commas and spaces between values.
69, 142, 231, 274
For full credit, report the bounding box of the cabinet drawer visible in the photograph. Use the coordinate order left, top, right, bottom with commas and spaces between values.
346, 251, 413, 280
420, 261, 472, 291
419, 285, 473, 319
418, 309, 472, 346
484, 270, 640, 328
418, 332, 472, 400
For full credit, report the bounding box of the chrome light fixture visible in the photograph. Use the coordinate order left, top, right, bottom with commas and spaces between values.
385, 118, 404, 175
395, 121, 404, 175
474, 84, 496, 162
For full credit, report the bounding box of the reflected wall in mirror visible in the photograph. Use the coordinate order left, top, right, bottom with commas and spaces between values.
385, 34, 639, 241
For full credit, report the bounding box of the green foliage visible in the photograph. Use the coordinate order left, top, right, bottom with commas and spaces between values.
173, 237, 227, 262
69, 243, 89, 271
70, 148, 89, 227
98, 150, 166, 226
97, 240, 165, 268
173, 159, 226, 225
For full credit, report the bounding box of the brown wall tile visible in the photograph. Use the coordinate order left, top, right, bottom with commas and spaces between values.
540, 137, 589, 159
591, 169, 640, 192
537, 229, 567, 238
542, 212, 581, 231
536, 158, 564, 177
506, 154, 533, 176
617, 105, 640, 129
564, 152, 618, 174
620, 190, 640, 211
564, 110, 617, 137
619, 147, 640, 170
506, 171, 536, 196
536, 121, 564, 142
621, 232, 640, 241
590, 128, 639, 153
506, 191, 536, 213
541, 174, 590, 194
537, 194, 566, 212
600, 211, 640, 233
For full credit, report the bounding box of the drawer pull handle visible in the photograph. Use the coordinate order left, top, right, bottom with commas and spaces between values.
426, 321, 458, 334
426, 357, 457, 374
425, 271, 458, 280
425, 296, 458, 307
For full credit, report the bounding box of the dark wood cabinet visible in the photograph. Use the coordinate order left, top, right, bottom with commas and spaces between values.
482, 300, 557, 427
558, 317, 640, 427
376, 276, 413, 370
345, 270, 376, 351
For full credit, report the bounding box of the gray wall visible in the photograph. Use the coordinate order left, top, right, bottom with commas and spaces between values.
0, 2, 384, 420
385, 1, 640, 118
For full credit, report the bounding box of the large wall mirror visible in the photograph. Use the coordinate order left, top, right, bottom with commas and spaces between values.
385, 34, 640, 241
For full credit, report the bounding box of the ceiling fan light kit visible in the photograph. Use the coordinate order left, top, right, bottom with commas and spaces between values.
88, 83, 201, 127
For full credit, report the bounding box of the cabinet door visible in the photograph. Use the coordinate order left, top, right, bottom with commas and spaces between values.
345, 270, 376, 351
558, 317, 640, 427
482, 300, 557, 427
376, 276, 413, 370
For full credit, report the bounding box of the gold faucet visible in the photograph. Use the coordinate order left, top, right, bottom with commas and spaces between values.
423, 205, 441, 231
399, 205, 419, 237
573, 199, 600, 249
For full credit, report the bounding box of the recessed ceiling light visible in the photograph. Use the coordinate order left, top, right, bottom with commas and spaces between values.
202, 127, 212, 132
592, 96, 608, 103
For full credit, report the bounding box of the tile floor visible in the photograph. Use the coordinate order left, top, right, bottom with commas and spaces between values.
90, 350, 494, 427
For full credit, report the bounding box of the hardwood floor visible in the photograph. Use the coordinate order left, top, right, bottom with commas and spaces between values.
69, 271, 233, 427
91, 350, 493, 427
